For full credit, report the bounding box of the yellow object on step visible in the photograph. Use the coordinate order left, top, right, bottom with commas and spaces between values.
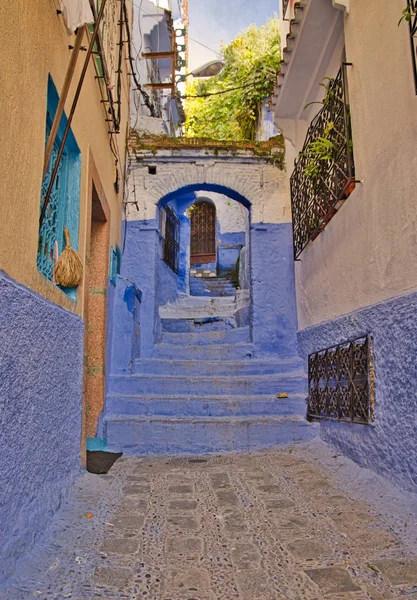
277, 393, 288, 398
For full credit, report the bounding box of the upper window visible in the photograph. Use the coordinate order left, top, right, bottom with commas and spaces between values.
161, 204, 180, 274
37, 77, 81, 299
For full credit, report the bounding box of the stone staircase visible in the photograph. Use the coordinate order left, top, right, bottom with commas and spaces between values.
189, 273, 237, 297
103, 296, 317, 453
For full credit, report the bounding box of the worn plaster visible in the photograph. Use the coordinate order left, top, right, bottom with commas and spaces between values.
298, 288, 417, 492
0, 272, 84, 582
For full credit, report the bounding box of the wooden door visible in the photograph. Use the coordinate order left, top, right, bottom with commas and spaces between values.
190, 201, 216, 265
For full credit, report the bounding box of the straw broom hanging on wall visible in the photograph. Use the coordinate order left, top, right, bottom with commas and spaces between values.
54, 227, 83, 287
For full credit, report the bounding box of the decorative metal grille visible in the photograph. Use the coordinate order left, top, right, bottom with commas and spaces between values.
406, 0, 417, 94
190, 201, 216, 263
162, 205, 180, 274
290, 65, 355, 259
282, 0, 290, 19
307, 336, 374, 425
37, 118, 64, 281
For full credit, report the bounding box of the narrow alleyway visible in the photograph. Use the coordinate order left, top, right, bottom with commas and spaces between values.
3, 440, 417, 600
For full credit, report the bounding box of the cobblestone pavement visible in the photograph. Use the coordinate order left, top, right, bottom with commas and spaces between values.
3, 440, 417, 600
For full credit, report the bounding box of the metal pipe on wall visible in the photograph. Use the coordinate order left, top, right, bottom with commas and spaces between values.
39, 0, 108, 228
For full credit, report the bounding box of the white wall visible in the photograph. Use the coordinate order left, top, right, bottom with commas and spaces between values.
287, 0, 417, 329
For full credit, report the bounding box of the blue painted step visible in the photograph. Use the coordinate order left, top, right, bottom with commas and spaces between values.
152, 342, 254, 361
190, 276, 237, 297
105, 394, 307, 417
161, 317, 237, 333
161, 326, 250, 345
104, 415, 318, 455
135, 357, 304, 376
108, 372, 306, 396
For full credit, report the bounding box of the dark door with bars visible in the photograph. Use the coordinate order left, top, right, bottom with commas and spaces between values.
190, 201, 216, 265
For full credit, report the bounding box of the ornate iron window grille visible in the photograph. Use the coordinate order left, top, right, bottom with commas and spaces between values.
37, 124, 64, 281
307, 335, 374, 425
406, 0, 417, 94
290, 65, 355, 259
37, 78, 81, 293
162, 205, 180, 274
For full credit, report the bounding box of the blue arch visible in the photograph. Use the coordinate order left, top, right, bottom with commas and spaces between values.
157, 183, 252, 210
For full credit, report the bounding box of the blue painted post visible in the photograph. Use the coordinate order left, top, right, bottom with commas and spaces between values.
250, 223, 299, 357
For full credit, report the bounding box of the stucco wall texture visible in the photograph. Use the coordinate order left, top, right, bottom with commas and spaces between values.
298, 289, 417, 492
294, 0, 417, 330
0, 273, 84, 582
0, 0, 129, 315
126, 158, 290, 226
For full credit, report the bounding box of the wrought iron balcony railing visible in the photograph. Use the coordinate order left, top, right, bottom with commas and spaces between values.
406, 0, 417, 94
282, 0, 290, 19
307, 336, 374, 425
290, 65, 355, 259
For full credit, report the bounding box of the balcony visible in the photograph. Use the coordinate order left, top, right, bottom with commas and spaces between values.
282, 0, 290, 20
290, 65, 355, 259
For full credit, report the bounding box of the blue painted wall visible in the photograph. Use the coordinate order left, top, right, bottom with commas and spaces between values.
105, 275, 142, 377
217, 231, 245, 272
121, 220, 158, 358
298, 289, 417, 492
250, 222, 298, 357
0, 272, 84, 583
121, 218, 180, 358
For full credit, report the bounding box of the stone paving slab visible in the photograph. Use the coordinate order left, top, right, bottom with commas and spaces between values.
2, 440, 417, 599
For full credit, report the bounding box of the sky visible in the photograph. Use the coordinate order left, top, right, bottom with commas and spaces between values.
173, 0, 279, 71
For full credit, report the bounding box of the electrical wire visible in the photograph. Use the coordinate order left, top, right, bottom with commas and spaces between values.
182, 83, 256, 99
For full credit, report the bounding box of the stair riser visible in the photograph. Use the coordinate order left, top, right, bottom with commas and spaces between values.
108, 375, 307, 396
135, 358, 304, 376
161, 318, 236, 333
160, 308, 236, 319
152, 344, 254, 361
190, 283, 236, 288
105, 396, 307, 418
105, 419, 318, 455
191, 290, 236, 297
161, 327, 250, 345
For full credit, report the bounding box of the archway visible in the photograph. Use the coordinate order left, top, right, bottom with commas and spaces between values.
118, 148, 297, 359
190, 199, 216, 266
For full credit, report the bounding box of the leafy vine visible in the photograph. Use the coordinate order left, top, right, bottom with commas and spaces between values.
184, 19, 281, 141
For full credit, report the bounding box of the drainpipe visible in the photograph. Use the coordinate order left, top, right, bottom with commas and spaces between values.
40, 0, 108, 228
42, 26, 85, 179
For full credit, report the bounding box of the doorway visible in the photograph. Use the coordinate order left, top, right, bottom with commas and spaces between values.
190, 200, 216, 265
81, 179, 110, 462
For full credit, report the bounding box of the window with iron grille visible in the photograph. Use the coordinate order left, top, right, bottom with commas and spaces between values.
405, 0, 417, 94
282, 0, 291, 20
37, 77, 81, 299
307, 336, 375, 425
161, 204, 180, 274
290, 65, 355, 259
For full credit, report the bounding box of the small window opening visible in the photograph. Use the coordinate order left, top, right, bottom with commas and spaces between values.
148, 166, 157, 175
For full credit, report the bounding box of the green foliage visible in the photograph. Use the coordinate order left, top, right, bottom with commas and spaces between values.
303, 77, 335, 111
399, 3, 417, 26
185, 18, 281, 141
300, 122, 335, 180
